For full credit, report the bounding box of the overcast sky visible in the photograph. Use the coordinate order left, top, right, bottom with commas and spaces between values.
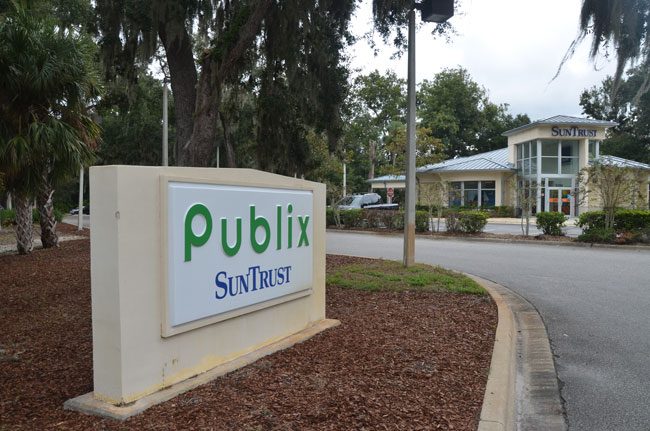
347, 0, 617, 121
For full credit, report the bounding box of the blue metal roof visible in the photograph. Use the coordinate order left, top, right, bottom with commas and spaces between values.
596, 155, 650, 170
417, 148, 514, 173
367, 174, 406, 183
502, 115, 617, 137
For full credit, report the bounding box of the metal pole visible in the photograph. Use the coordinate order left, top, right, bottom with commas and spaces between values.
162, 82, 169, 167
343, 162, 347, 197
78, 167, 84, 231
403, 8, 417, 267
6, 193, 11, 210
217, 147, 220, 168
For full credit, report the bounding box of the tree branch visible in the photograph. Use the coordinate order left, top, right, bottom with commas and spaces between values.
218, 0, 273, 79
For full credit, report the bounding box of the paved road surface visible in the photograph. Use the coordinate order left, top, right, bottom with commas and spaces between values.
327, 231, 650, 431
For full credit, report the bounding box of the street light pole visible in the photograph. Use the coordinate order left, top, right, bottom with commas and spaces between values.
403, 7, 417, 267
162, 81, 169, 167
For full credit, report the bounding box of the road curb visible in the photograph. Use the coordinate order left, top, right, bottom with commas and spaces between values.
468, 274, 567, 431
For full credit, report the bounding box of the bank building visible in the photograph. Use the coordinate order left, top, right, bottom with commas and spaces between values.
369, 115, 650, 217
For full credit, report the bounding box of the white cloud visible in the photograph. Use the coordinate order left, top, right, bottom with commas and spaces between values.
348, 0, 617, 120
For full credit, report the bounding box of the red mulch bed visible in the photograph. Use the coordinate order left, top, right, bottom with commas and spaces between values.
0, 241, 496, 430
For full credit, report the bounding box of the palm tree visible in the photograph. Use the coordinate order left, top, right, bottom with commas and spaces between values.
0, 4, 99, 254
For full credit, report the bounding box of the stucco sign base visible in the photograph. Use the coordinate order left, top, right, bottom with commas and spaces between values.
65, 318, 340, 420
69, 166, 329, 417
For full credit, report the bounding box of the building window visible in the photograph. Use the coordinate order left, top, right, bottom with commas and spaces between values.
516, 140, 537, 177
449, 181, 496, 207
589, 140, 600, 160
540, 140, 579, 175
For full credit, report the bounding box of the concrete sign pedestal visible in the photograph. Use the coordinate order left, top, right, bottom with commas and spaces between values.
64, 166, 333, 419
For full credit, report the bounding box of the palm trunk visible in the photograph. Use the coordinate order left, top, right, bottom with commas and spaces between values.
13, 192, 33, 254
37, 177, 58, 248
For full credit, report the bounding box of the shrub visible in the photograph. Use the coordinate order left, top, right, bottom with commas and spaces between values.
393, 211, 405, 229
339, 209, 363, 228
614, 210, 650, 232
445, 211, 461, 233
536, 212, 567, 236
1, 209, 16, 226
577, 211, 605, 231
1, 207, 63, 227
577, 210, 650, 233
458, 211, 488, 233
577, 227, 616, 243
415, 211, 429, 232
326, 208, 336, 226
492, 206, 515, 218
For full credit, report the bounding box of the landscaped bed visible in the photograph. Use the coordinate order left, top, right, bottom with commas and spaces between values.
0, 238, 496, 430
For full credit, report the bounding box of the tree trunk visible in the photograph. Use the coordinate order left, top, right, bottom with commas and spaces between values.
220, 112, 238, 168
13, 192, 33, 254
37, 176, 58, 248
158, 16, 198, 166
186, 60, 221, 167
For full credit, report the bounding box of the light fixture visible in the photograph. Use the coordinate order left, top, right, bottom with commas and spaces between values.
418, 0, 454, 23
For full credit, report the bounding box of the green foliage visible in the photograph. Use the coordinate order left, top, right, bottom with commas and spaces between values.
363, 209, 401, 230
326, 208, 336, 227
342, 70, 406, 182
415, 210, 429, 232
418, 67, 529, 159
578, 210, 650, 233
577, 227, 617, 244
445, 210, 489, 233
576, 211, 606, 231
0, 207, 60, 226
536, 212, 567, 236
0, 208, 15, 227
0, 3, 99, 196
574, 0, 650, 90
580, 66, 650, 164
370, 0, 456, 52
327, 260, 485, 295
445, 211, 461, 233
97, 75, 172, 166
491, 206, 515, 217
458, 211, 489, 234
339, 209, 363, 229
614, 210, 650, 231
577, 162, 646, 229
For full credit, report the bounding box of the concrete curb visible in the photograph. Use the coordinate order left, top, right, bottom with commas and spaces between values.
327, 228, 650, 251
469, 275, 567, 431
64, 319, 340, 420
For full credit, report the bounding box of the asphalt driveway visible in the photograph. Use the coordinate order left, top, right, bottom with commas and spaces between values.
327, 231, 650, 431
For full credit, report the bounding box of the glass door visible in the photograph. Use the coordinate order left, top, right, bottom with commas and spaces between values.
546, 187, 574, 216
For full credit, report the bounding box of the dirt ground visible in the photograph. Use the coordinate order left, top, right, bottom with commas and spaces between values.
0, 240, 496, 430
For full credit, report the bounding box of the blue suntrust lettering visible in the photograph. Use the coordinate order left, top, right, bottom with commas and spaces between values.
551, 126, 597, 138
215, 265, 293, 299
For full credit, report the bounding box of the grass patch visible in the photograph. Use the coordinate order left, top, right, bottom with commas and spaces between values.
327, 260, 485, 295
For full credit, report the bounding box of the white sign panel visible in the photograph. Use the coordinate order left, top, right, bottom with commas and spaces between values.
166, 181, 313, 331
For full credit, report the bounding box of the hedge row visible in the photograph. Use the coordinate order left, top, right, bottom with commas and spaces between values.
327, 209, 430, 232
415, 205, 514, 218
0, 208, 65, 227
327, 208, 489, 234
445, 211, 488, 234
577, 209, 650, 244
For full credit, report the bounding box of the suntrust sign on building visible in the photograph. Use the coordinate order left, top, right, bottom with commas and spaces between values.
165, 181, 313, 334
65, 167, 335, 418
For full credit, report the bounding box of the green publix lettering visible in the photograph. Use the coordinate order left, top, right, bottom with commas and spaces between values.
184, 203, 310, 261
